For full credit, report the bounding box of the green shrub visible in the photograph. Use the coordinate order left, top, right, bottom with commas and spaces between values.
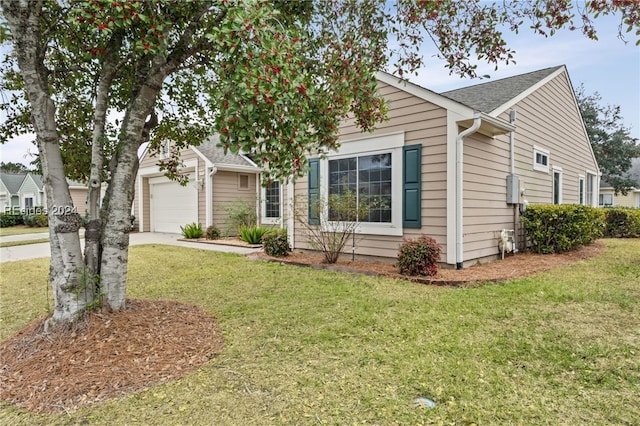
0, 213, 17, 228
397, 235, 441, 277
521, 204, 604, 254
180, 222, 204, 239
35, 214, 48, 227
22, 214, 37, 227
206, 225, 221, 240
223, 200, 257, 235
239, 225, 270, 244
262, 230, 290, 257
603, 207, 640, 238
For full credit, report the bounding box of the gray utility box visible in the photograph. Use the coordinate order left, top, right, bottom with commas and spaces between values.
506, 174, 520, 204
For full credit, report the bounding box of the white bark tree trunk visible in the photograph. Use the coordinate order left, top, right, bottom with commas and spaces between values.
2, 0, 91, 327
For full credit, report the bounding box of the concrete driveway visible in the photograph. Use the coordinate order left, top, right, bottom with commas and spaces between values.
0, 232, 261, 263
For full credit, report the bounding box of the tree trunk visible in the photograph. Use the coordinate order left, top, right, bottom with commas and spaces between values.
1, 0, 91, 327
99, 73, 165, 311
84, 35, 122, 279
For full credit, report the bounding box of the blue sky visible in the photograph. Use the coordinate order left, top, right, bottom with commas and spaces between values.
410, 12, 640, 140
1, 10, 638, 167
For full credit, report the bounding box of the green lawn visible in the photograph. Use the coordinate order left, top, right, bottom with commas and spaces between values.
1, 239, 639, 425
0, 238, 49, 248
0, 226, 49, 237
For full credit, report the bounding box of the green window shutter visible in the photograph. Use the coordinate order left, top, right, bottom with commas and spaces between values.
403, 144, 422, 228
308, 158, 320, 225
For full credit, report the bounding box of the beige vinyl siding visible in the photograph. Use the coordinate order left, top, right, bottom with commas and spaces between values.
603, 188, 640, 207
507, 73, 598, 205
212, 170, 257, 234
69, 188, 88, 216
293, 81, 449, 261
141, 177, 150, 232
461, 132, 514, 262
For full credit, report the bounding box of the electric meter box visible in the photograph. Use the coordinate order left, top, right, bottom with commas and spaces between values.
506, 174, 520, 204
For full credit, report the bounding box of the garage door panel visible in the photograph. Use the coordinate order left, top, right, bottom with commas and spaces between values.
150, 176, 197, 233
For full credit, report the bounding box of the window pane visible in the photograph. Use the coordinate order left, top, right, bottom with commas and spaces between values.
265, 182, 280, 218
329, 153, 392, 224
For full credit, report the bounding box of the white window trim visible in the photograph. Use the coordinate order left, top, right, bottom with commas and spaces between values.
552, 166, 563, 204
22, 193, 35, 210
319, 132, 404, 236
261, 181, 282, 225
578, 175, 585, 205
599, 193, 614, 207
533, 145, 550, 173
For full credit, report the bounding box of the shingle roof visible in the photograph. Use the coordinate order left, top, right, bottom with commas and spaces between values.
440, 65, 563, 113
194, 135, 257, 168
0, 173, 27, 194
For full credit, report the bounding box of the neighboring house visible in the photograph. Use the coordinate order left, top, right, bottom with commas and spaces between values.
134, 136, 262, 234
599, 158, 640, 208
292, 65, 599, 268
0, 172, 88, 215
0, 173, 28, 212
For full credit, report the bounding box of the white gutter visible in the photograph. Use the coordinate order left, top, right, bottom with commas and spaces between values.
456, 115, 481, 270
287, 179, 294, 248
207, 166, 218, 227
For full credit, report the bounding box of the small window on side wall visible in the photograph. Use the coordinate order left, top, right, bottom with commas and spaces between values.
533, 146, 550, 172
238, 174, 250, 190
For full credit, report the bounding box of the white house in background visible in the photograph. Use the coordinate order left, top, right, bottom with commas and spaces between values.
0, 172, 88, 215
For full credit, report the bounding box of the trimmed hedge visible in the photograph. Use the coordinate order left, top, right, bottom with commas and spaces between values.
0, 213, 24, 227
603, 208, 640, 238
521, 204, 604, 254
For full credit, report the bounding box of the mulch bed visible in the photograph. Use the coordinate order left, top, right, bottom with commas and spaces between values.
252, 240, 606, 285
0, 299, 224, 414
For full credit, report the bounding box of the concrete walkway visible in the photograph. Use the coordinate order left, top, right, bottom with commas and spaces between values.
0, 232, 261, 263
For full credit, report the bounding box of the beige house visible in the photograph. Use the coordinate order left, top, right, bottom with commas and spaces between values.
135, 65, 599, 268
135, 136, 262, 234
291, 65, 600, 268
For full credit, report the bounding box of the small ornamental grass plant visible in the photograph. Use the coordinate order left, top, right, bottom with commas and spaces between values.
262, 229, 290, 257
239, 225, 270, 244
397, 235, 441, 277
180, 222, 204, 239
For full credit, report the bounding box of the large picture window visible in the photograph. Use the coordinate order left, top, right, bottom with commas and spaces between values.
318, 132, 405, 236
328, 153, 392, 223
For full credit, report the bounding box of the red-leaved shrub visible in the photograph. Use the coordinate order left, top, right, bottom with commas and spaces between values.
397, 235, 441, 277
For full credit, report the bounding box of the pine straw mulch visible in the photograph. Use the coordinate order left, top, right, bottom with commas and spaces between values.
0, 299, 224, 414
252, 240, 606, 286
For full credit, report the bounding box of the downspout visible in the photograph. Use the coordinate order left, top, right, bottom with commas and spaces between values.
509, 109, 517, 251
287, 180, 294, 249
208, 166, 218, 227
456, 115, 481, 269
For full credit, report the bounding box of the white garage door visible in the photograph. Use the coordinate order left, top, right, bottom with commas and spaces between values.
150, 175, 198, 233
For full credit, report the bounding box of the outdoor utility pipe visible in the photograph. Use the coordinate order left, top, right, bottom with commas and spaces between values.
456, 115, 481, 270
